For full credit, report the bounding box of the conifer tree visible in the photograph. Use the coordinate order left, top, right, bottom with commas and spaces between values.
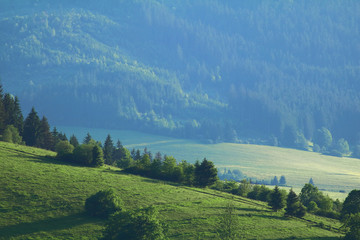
69, 134, 79, 148
36, 116, 54, 150
3, 93, 15, 126
23, 107, 41, 146
103, 134, 115, 165
83, 132, 92, 144
269, 186, 285, 211
92, 145, 104, 167
0, 82, 5, 134
13, 96, 23, 134
285, 189, 306, 217
194, 158, 218, 187
279, 175, 286, 185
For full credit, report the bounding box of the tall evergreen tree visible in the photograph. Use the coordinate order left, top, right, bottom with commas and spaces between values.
3, 93, 15, 126
0, 82, 5, 134
69, 134, 80, 148
194, 158, 218, 187
13, 96, 23, 134
36, 116, 54, 150
83, 132, 92, 144
279, 175, 286, 185
285, 189, 306, 217
23, 107, 41, 146
269, 186, 286, 212
103, 134, 115, 165
2, 94, 23, 135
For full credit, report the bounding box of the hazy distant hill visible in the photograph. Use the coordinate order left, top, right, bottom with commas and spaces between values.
1, 0, 359, 146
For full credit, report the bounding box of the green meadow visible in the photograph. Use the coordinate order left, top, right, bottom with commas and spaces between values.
60, 126, 360, 197
0, 141, 344, 239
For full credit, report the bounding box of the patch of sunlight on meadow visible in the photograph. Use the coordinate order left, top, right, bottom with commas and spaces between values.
59, 126, 360, 195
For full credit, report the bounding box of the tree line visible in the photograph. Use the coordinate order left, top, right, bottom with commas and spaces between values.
56, 132, 218, 188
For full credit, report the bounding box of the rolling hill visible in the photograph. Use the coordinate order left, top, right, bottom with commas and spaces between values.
0, 141, 345, 239
60, 126, 360, 196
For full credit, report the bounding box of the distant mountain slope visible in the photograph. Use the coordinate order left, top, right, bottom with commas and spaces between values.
0, 0, 359, 145
0, 141, 343, 239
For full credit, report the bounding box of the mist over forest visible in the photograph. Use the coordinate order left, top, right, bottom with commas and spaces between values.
1, 0, 359, 152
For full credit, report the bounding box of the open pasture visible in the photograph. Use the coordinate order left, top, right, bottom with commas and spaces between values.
0, 141, 343, 239
60, 126, 360, 196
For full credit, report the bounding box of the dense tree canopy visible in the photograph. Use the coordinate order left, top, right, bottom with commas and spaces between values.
341, 190, 360, 218
1, 1, 359, 147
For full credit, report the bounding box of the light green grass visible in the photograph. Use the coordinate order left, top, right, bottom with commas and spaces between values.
60, 126, 360, 196
0, 141, 343, 239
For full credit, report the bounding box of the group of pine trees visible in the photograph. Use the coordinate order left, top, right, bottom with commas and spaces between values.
101, 133, 219, 187
55, 132, 218, 187
0, 83, 67, 149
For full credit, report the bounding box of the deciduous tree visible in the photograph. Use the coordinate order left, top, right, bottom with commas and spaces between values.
103, 206, 168, 240
341, 190, 360, 218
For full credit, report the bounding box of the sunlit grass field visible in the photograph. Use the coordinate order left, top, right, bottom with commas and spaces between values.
60, 126, 360, 197
0, 141, 344, 239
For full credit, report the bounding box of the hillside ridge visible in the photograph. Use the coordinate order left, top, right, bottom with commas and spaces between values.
0, 141, 344, 239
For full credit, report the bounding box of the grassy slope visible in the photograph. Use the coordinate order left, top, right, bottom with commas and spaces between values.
0, 141, 343, 239
60, 126, 360, 197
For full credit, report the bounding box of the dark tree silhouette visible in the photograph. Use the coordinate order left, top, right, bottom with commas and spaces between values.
36, 116, 54, 150
269, 186, 285, 212
103, 134, 115, 165
194, 158, 218, 187
23, 107, 41, 146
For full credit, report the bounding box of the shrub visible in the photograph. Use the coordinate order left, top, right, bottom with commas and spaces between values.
103, 206, 168, 240
85, 189, 123, 218
55, 140, 74, 160
2, 125, 22, 144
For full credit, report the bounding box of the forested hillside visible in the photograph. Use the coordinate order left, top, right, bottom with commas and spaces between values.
1, 0, 359, 148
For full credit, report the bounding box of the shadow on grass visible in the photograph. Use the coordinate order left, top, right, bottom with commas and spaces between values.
101, 168, 124, 175
25, 154, 80, 167
0, 213, 103, 239
266, 238, 340, 240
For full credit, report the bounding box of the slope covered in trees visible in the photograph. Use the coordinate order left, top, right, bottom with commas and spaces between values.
0, 0, 359, 148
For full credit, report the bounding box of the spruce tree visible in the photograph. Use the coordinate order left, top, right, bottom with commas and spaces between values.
269, 186, 285, 212
23, 107, 41, 146
279, 175, 286, 185
3, 93, 15, 126
13, 96, 23, 134
69, 134, 79, 148
0, 82, 5, 134
83, 132, 92, 144
36, 116, 54, 150
103, 134, 115, 165
285, 189, 305, 217
194, 158, 218, 187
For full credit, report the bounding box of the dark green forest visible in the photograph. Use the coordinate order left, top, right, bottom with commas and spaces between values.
0, 0, 359, 151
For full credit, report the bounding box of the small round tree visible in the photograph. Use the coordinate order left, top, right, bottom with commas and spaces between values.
55, 140, 74, 160
103, 206, 168, 240
85, 189, 122, 218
